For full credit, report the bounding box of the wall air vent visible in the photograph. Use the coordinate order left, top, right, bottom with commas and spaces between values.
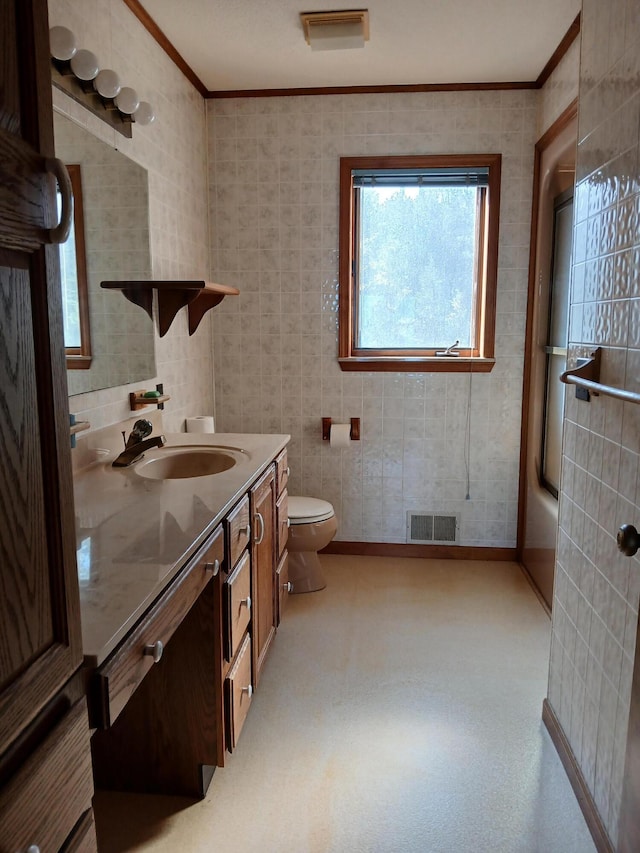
406, 511, 459, 544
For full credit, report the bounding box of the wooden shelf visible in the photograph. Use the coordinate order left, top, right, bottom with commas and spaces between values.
70, 420, 90, 436
100, 280, 240, 337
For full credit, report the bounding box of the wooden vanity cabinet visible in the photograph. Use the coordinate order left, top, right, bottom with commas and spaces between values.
250, 466, 277, 686
0, 1, 96, 850
0, 699, 94, 853
221, 458, 288, 752
221, 496, 254, 753
275, 449, 291, 623
90, 527, 224, 798
88, 447, 289, 788
90, 527, 224, 730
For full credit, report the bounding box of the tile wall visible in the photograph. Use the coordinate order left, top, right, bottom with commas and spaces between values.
208, 91, 537, 546
537, 36, 580, 138
547, 0, 640, 845
49, 0, 213, 432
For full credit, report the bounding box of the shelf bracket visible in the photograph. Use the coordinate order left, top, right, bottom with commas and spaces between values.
101, 280, 239, 337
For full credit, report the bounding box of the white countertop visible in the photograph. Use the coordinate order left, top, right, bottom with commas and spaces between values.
73, 432, 289, 666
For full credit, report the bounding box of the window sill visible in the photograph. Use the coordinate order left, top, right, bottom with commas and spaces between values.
338, 357, 496, 373
66, 354, 93, 370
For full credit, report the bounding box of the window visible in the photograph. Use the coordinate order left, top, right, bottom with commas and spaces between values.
59, 164, 92, 370
338, 154, 501, 372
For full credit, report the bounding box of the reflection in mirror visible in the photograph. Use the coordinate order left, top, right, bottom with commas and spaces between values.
60, 164, 92, 369
54, 111, 156, 395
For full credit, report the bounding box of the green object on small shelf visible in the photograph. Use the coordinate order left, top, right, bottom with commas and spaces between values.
143, 390, 161, 398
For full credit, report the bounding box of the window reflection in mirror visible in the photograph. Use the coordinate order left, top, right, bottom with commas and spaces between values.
59, 164, 92, 369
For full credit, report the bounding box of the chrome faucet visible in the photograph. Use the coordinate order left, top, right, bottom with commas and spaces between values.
112, 419, 166, 467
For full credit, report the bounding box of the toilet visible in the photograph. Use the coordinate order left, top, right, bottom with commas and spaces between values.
287, 496, 337, 593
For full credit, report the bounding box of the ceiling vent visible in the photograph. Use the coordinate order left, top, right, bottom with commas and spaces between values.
406, 512, 459, 545
300, 10, 370, 51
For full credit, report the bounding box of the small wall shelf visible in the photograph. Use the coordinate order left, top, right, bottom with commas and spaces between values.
100, 280, 240, 337
70, 420, 90, 436
130, 392, 171, 411
130, 383, 169, 411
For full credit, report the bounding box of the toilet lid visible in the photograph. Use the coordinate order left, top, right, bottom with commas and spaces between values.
288, 496, 335, 524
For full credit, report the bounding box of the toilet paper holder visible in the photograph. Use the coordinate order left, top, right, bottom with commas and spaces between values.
322, 417, 360, 441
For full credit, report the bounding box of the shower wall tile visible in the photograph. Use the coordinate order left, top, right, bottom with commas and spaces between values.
50, 0, 213, 432
209, 90, 536, 547
547, 2, 640, 846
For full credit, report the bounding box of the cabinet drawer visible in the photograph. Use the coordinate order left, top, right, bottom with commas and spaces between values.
92, 526, 223, 728
276, 489, 289, 558
276, 551, 290, 625
224, 550, 251, 662
275, 449, 289, 496
225, 633, 253, 751
0, 699, 94, 853
226, 495, 251, 568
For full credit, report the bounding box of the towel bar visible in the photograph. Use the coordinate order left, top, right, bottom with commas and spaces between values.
560, 347, 640, 405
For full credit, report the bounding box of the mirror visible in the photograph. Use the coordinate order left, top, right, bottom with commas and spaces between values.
54, 112, 156, 394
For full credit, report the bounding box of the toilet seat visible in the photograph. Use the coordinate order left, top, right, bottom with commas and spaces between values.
288, 496, 334, 524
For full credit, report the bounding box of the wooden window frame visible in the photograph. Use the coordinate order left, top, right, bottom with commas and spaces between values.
338, 154, 501, 373
64, 164, 92, 370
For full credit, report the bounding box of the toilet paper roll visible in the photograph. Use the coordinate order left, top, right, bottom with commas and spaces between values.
185, 416, 215, 434
329, 423, 352, 449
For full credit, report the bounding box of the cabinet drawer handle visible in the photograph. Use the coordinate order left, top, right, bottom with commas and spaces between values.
143, 640, 164, 663
45, 157, 73, 244
26, 846, 41, 853
240, 595, 252, 611
242, 523, 251, 539
285, 466, 290, 477
255, 511, 265, 545
242, 684, 253, 698
205, 559, 220, 575
283, 581, 293, 593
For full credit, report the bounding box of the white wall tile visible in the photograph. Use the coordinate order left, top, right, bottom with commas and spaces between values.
210, 90, 536, 546
51, 0, 213, 433
547, 3, 640, 845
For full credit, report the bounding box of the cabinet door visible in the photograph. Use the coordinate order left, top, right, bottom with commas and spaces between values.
250, 465, 276, 686
0, 699, 93, 852
0, 0, 84, 756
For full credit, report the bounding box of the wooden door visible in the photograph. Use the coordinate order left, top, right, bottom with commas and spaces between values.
0, 0, 83, 756
250, 466, 276, 685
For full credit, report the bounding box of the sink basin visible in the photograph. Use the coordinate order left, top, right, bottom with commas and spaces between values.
134, 445, 247, 480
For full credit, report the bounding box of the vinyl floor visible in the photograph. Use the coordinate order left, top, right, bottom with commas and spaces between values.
94, 555, 597, 853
